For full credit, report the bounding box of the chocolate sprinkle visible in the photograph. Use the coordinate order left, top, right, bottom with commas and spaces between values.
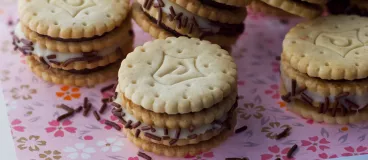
112, 111, 122, 117
175, 128, 181, 139
132, 121, 141, 129
150, 127, 156, 132
319, 102, 324, 114
174, 12, 183, 20
113, 107, 122, 112
48, 60, 61, 65
335, 92, 349, 100
324, 97, 330, 113
276, 127, 291, 140
57, 112, 74, 122
301, 93, 313, 106
46, 54, 57, 59
83, 97, 88, 108
144, 132, 162, 141
296, 86, 307, 95
146, 0, 153, 10
341, 104, 347, 116
105, 120, 121, 131
138, 152, 152, 160
291, 79, 297, 96
57, 104, 74, 113
169, 6, 176, 16
332, 102, 339, 117
158, 0, 165, 7
135, 129, 141, 138
118, 117, 127, 125
93, 111, 101, 121
164, 128, 169, 135
162, 136, 170, 140
143, 0, 149, 9
40, 57, 48, 65
169, 139, 178, 145
125, 120, 132, 129
235, 125, 248, 134
75, 106, 83, 113
20, 39, 33, 45
281, 92, 291, 103
83, 103, 92, 117
141, 126, 152, 131
287, 144, 298, 158
99, 102, 108, 114
157, 7, 163, 26
111, 102, 121, 108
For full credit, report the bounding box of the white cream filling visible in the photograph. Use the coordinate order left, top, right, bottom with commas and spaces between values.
114, 93, 226, 139
142, 0, 221, 33
281, 71, 368, 110
14, 23, 119, 63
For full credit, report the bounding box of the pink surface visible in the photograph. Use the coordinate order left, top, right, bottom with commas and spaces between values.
1, 2, 367, 160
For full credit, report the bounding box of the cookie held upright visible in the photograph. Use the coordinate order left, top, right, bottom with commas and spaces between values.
280, 15, 368, 124
114, 37, 238, 157
13, 0, 133, 87
132, 0, 248, 48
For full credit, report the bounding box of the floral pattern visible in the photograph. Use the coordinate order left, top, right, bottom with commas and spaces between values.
63, 143, 96, 159
264, 84, 280, 99
341, 146, 368, 156
55, 86, 81, 101
10, 84, 37, 100
238, 103, 265, 120
261, 145, 294, 160
17, 135, 46, 151
319, 153, 338, 159
96, 137, 124, 152
11, 119, 25, 132
261, 122, 290, 139
301, 136, 330, 152
39, 150, 62, 160
0, 69, 9, 81
45, 120, 77, 137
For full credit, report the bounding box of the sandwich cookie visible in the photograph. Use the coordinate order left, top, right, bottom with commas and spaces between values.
132, 0, 247, 48
259, 0, 324, 18
14, 0, 133, 87
280, 15, 368, 124
115, 37, 238, 156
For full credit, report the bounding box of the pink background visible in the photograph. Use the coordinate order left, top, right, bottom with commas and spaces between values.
1, 1, 367, 160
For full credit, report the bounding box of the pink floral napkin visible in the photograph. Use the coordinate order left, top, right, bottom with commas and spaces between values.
1, 2, 367, 160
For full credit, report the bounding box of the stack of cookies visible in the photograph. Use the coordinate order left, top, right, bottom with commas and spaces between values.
131, 0, 249, 50
280, 15, 368, 124
248, 0, 325, 18
113, 37, 238, 157
13, 0, 133, 87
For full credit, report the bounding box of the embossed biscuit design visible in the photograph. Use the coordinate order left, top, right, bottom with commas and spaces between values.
283, 15, 368, 80
18, 0, 129, 39
118, 37, 237, 114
